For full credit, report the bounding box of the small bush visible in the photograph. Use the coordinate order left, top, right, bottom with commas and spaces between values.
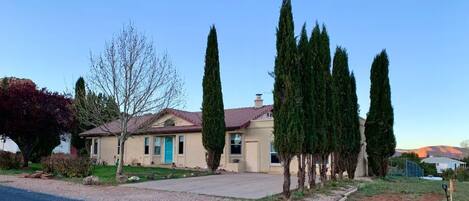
41, 154, 92, 178
0, 151, 22, 169
420, 162, 437, 176
455, 167, 469, 182
442, 169, 455, 180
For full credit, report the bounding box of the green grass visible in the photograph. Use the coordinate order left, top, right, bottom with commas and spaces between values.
1, 163, 210, 186
0, 163, 42, 175
255, 179, 360, 201
89, 165, 210, 185
348, 176, 469, 201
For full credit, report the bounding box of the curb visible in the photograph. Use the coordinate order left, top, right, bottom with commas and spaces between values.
337, 187, 358, 201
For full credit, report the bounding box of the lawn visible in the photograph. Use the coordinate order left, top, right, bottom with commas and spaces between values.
88, 165, 210, 185
256, 179, 360, 201
348, 176, 469, 201
0, 163, 42, 175
1, 163, 210, 185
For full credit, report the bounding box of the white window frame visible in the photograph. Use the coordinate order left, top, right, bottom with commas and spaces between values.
230, 133, 242, 155
144, 137, 150, 155
153, 137, 161, 155
270, 142, 281, 165
178, 135, 184, 155
92, 138, 99, 156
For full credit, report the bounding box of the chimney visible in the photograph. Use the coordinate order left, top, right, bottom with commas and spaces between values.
254, 94, 263, 108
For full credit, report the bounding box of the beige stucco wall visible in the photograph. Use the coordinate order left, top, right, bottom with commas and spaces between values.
89, 114, 367, 177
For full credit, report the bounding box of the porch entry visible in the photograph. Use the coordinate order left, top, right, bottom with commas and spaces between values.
164, 136, 173, 164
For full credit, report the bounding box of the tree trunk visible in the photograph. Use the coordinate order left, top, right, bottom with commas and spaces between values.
307, 154, 316, 189
282, 158, 292, 199
206, 151, 221, 173
19, 143, 33, 168
297, 154, 306, 191
21, 151, 29, 168
331, 153, 337, 181
116, 138, 126, 179
320, 155, 328, 184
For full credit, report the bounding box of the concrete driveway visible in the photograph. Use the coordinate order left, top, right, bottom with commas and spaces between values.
122, 173, 298, 199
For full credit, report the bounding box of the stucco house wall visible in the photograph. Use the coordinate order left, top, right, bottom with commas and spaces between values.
88, 112, 367, 176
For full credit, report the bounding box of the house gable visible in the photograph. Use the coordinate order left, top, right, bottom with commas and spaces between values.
152, 113, 195, 127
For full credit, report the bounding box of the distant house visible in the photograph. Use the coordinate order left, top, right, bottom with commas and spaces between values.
80, 95, 368, 176
395, 146, 469, 160
421, 157, 467, 173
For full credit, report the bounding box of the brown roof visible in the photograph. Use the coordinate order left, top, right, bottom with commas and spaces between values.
80, 105, 273, 137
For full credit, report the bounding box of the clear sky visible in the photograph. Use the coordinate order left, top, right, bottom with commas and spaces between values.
1, 1, 468, 149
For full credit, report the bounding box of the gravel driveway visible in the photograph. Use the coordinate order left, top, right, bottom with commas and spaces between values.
0, 175, 232, 201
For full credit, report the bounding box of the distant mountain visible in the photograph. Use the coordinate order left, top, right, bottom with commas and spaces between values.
395, 146, 469, 159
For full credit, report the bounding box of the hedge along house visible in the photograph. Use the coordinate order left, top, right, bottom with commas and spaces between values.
80, 94, 368, 176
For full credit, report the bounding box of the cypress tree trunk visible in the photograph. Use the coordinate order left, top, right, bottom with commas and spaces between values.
297, 154, 306, 191
282, 156, 292, 199
320, 155, 328, 183
307, 154, 316, 189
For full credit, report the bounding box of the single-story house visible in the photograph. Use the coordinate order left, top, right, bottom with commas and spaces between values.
421, 156, 467, 173
80, 95, 368, 176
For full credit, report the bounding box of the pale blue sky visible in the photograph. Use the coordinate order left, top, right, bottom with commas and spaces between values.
1, 1, 468, 149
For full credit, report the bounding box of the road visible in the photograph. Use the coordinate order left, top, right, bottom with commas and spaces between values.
0, 185, 80, 201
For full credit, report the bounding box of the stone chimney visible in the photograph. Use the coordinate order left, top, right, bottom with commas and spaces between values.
254, 94, 263, 108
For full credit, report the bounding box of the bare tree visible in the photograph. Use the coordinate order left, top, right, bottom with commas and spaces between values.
80, 23, 183, 181
461, 140, 469, 149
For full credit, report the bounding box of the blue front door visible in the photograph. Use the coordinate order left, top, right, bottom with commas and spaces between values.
164, 136, 173, 164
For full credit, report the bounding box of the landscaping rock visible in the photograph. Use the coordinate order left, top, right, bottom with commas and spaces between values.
29, 172, 43, 179
83, 176, 100, 185
40, 173, 53, 180
128, 176, 140, 182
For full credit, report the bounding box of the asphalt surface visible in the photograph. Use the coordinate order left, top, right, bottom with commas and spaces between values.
123, 173, 303, 199
0, 185, 80, 201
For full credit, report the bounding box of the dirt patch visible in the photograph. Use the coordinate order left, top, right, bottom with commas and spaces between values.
417, 193, 444, 201
355, 193, 444, 201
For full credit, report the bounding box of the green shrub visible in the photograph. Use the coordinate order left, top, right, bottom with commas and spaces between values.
442, 169, 455, 180
41, 154, 92, 177
455, 167, 469, 182
420, 162, 437, 176
0, 151, 22, 170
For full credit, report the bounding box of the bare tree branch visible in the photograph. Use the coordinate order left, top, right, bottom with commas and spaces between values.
77, 23, 184, 178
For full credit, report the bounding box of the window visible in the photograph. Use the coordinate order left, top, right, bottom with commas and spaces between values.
154, 137, 161, 155
144, 137, 149, 155
164, 119, 175, 127
93, 139, 98, 155
230, 133, 242, 154
117, 138, 120, 155
178, 136, 184, 154
270, 142, 280, 164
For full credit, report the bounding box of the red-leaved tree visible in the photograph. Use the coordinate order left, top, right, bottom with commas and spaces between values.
0, 81, 74, 167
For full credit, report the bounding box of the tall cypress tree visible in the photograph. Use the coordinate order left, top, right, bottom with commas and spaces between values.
365, 50, 395, 177
71, 77, 87, 153
273, 0, 303, 198
297, 24, 314, 190
202, 25, 226, 173
346, 72, 362, 179
310, 23, 329, 183
331, 47, 350, 178
320, 25, 335, 181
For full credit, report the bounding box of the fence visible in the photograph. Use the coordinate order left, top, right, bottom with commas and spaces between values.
388, 159, 424, 177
